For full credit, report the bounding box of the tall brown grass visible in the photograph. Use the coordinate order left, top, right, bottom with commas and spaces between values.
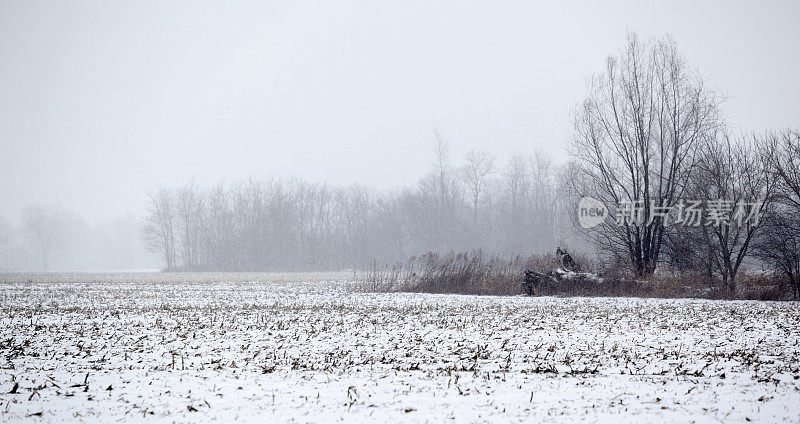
362, 250, 793, 300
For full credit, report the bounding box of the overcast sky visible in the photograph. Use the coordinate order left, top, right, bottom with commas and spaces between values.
1, 0, 798, 223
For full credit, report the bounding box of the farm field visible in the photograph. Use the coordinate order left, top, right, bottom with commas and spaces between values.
0, 272, 798, 422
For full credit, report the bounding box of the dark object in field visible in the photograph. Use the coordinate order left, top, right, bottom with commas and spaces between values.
522, 267, 555, 296
521, 268, 536, 295
522, 250, 594, 295
556, 247, 580, 272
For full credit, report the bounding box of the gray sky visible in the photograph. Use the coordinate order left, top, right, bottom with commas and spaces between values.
2, 0, 798, 223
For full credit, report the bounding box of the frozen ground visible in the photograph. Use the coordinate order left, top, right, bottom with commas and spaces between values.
0, 272, 798, 423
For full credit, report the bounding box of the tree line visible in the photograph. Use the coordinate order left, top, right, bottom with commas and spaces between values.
142, 138, 567, 272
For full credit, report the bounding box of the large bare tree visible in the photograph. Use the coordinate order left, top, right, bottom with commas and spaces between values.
569, 33, 722, 276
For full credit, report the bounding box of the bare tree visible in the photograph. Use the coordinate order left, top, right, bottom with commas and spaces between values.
765, 129, 800, 219
499, 153, 532, 253
569, 33, 722, 276
530, 152, 558, 250
460, 149, 495, 224
503, 153, 530, 211
336, 185, 373, 267
201, 183, 235, 270
689, 133, 776, 292
752, 210, 800, 299
754, 129, 800, 298
142, 189, 177, 271
433, 130, 451, 204
176, 181, 203, 270
422, 130, 463, 251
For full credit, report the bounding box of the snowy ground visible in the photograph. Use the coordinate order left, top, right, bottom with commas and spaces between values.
0, 272, 798, 423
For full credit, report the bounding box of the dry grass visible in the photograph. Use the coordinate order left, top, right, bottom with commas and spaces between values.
365, 251, 795, 300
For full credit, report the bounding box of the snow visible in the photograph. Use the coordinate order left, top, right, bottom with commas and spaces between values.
0, 272, 798, 422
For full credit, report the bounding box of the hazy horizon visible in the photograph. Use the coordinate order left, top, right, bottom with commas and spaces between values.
2, 0, 799, 225
2, 4, 799, 420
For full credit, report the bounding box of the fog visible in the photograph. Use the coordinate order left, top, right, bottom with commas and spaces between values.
1, 1, 798, 271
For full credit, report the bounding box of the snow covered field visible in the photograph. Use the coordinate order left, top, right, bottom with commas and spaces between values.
0, 272, 798, 422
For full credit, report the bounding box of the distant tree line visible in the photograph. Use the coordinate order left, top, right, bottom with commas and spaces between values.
142, 139, 567, 272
